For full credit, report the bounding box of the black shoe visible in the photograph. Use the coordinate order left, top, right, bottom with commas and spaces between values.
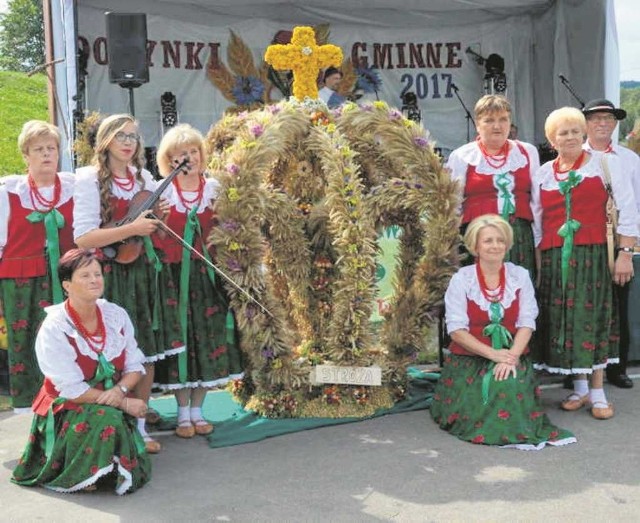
607, 373, 634, 389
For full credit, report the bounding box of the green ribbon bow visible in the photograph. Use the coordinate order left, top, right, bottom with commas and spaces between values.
142, 236, 163, 331
493, 172, 516, 220
556, 169, 583, 292
26, 209, 65, 304
177, 206, 236, 383
481, 301, 513, 405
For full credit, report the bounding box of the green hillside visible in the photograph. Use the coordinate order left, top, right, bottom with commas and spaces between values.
0, 70, 48, 176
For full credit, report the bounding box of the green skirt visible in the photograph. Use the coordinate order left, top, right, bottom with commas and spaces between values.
12, 404, 151, 495
431, 353, 575, 449
534, 244, 619, 374
0, 276, 49, 410
154, 260, 244, 390
102, 255, 165, 363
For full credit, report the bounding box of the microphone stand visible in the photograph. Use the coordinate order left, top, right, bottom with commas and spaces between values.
451, 84, 475, 142
558, 75, 585, 108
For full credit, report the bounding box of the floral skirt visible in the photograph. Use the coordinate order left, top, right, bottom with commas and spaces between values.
430, 353, 575, 449
102, 255, 166, 363
12, 404, 151, 495
154, 260, 244, 389
534, 244, 619, 374
0, 276, 50, 409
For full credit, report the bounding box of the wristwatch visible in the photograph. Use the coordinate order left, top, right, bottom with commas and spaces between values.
618, 246, 634, 254
118, 384, 129, 395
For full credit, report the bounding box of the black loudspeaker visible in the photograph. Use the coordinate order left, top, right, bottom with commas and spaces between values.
105, 12, 149, 87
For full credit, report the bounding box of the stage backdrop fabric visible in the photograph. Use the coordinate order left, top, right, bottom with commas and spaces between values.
51, 0, 618, 169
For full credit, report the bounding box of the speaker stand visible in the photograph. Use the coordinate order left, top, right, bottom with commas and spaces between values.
119, 81, 141, 117
127, 87, 136, 117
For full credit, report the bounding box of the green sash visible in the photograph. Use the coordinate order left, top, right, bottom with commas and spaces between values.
481, 301, 513, 405
26, 209, 65, 304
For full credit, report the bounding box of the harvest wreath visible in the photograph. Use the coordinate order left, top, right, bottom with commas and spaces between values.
203, 27, 460, 418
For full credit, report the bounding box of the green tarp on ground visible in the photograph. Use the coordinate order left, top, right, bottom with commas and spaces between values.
149, 368, 438, 448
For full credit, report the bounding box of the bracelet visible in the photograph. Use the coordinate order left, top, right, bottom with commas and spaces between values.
618, 246, 634, 254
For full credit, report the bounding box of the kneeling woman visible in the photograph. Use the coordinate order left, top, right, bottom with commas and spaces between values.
12, 249, 151, 494
431, 214, 575, 449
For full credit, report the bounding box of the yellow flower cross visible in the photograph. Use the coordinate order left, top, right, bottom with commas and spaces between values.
264, 26, 343, 101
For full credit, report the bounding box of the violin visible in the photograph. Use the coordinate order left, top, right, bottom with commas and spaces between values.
102, 158, 189, 263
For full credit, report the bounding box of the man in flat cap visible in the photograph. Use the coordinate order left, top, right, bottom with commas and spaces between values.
583, 98, 640, 389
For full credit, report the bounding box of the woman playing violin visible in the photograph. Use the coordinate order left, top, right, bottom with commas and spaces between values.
154, 124, 243, 439
73, 114, 170, 453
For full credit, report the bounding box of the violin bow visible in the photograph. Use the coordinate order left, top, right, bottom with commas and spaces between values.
153, 218, 274, 318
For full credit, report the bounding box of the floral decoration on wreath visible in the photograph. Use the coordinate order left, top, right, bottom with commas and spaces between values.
204, 28, 460, 418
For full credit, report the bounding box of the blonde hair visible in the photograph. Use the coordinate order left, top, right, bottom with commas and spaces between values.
544, 107, 586, 143
156, 124, 206, 177
91, 114, 145, 224
474, 95, 512, 121
463, 214, 513, 257
18, 120, 60, 155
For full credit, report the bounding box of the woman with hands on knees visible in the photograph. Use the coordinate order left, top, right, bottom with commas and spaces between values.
11, 249, 151, 494
73, 114, 171, 453
431, 214, 576, 449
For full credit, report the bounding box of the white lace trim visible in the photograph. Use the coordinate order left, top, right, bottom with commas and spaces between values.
536, 153, 603, 191
154, 372, 244, 391
2, 172, 75, 210
454, 140, 530, 175
500, 436, 577, 451
455, 262, 528, 311
44, 300, 136, 362
533, 358, 619, 375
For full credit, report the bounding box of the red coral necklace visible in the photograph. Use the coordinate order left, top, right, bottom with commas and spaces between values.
476, 137, 510, 169
173, 176, 205, 208
112, 172, 135, 191
476, 262, 506, 303
65, 300, 106, 353
28, 174, 61, 212
553, 150, 585, 179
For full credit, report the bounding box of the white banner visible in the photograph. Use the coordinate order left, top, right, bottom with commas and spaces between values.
73, 0, 612, 154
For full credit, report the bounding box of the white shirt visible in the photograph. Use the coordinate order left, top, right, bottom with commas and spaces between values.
35, 299, 146, 400
444, 262, 538, 335
531, 151, 639, 246
73, 165, 157, 241
584, 141, 640, 248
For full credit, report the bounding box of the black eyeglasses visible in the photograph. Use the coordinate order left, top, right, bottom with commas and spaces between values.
114, 132, 140, 144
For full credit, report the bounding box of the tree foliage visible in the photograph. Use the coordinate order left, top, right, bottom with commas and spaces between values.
0, 0, 45, 72
620, 87, 640, 140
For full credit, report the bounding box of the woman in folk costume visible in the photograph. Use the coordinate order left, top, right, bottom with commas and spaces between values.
532, 107, 638, 419
431, 214, 575, 449
446, 95, 540, 278
73, 114, 171, 453
0, 121, 76, 412
154, 124, 243, 439
12, 249, 151, 494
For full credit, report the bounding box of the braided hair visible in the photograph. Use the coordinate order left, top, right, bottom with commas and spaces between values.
91, 114, 146, 224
